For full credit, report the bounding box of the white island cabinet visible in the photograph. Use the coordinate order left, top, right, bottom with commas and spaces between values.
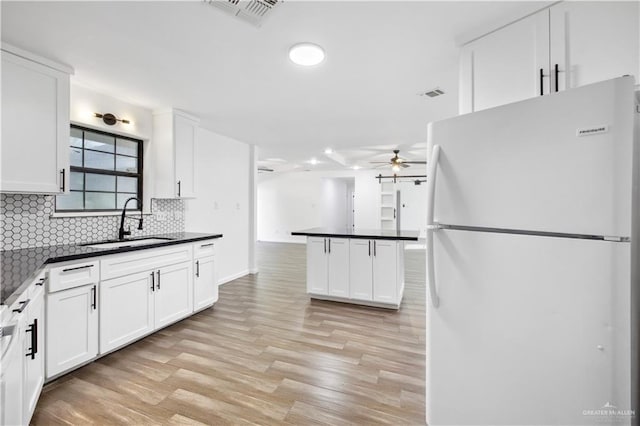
294, 228, 417, 309
306, 237, 350, 298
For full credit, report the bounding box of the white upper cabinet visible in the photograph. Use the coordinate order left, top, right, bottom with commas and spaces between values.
151, 109, 198, 198
550, 1, 640, 92
460, 10, 549, 113
1, 45, 72, 194
460, 1, 639, 113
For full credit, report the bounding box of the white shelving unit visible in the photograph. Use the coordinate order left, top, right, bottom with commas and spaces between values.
380, 182, 396, 230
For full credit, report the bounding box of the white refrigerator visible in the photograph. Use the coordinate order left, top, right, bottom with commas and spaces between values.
426, 76, 639, 425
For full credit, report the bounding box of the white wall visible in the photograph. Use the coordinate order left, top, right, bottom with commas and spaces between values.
258, 169, 428, 243
398, 181, 427, 236
321, 178, 351, 229
185, 128, 251, 284
70, 82, 153, 140
70, 82, 156, 211
258, 169, 382, 243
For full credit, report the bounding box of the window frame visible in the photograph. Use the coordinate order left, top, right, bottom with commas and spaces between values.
56, 124, 144, 213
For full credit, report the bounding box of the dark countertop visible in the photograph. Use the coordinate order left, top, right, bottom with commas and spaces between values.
1, 232, 222, 307
291, 227, 420, 241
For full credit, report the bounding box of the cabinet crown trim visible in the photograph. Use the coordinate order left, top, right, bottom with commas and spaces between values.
1, 43, 74, 75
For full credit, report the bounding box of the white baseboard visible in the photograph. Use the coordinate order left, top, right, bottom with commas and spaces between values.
249, 268, 259, 274
257, 238, 305, 244
218, 269, 250, 286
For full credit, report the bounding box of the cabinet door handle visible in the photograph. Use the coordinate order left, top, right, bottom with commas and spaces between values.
554, 63, 559, 92
12, 299, 30, 313
328, 238, 331, 254
91, 285, 97, 310
25, 319, 37, 359
157, 270, 161, 289
35, 277, 45, 286
33, 318, 38, 357
368, 241, 371, 257
200, 243, 214, 248
196, 260, 200, 277
62, 264, 94, 272
60, 169, 66, 192
374, 240, 377, 257
150, 271, 155, 291
539, 68, 546, 96
323, 238, 326, 253
393, 208, 396, 219
177, 181, 181, 197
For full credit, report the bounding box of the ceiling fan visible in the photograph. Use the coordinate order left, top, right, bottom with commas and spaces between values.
370, 149, 426, 172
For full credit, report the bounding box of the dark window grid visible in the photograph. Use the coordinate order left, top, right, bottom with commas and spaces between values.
70, 146, 139, 160
58, 125, 143, 212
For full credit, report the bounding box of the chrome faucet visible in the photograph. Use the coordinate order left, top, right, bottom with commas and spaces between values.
118, 197, 143, 240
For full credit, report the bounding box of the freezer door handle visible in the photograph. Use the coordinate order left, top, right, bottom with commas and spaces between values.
426, 144, 441, 308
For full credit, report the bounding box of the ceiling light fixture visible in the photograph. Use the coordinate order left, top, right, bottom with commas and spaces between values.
392, 164, 401, 173
352, 165, 361, 170
289, 43, 325, 66
310, 158, 318, 165
324, 148, 333, 154
94, 112, 130, 126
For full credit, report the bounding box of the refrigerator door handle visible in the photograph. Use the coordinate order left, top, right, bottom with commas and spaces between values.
426, 144, 441, 308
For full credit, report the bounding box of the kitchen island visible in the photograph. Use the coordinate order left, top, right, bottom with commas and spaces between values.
291, 227, 419, 309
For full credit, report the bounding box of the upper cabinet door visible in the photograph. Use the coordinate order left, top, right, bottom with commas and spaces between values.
151, 109, 199, 198
550, 1, 640, 92
1, 50, 70, 194
174, 113, 197, 198
459, 10, 549, 114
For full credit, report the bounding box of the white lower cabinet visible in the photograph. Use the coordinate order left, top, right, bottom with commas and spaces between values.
307, 237, 329, 294
349, 240, 374, 301
100, 261, 193, 354
194, 255, 218, 311
306, 237, 350, 297
308, 237, 403, 308
154, 262, 193, 329
371, 240, 398, 304
327, 239, 349, 298
46, 283, 98, 379
23, 284, 45, 424
349, 239, 399, 304
100, 271, 155, 354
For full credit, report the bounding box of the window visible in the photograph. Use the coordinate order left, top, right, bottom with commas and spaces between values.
56, 125, 143, 212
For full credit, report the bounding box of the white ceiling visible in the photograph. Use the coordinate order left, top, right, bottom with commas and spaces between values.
1, 1, 546, 171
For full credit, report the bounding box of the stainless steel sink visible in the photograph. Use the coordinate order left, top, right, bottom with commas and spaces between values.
82, 237, 173, 249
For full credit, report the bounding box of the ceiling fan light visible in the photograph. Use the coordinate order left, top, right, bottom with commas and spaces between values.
392, 164, 401, 172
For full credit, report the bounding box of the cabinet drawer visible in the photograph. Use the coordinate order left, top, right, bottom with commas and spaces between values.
101, 244, 193, 281
48, 261, 99, 293
194, 239, 216, 258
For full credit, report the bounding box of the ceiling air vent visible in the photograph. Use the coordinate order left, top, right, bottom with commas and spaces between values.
418, 88, 445, 98
206, 0, 283, 27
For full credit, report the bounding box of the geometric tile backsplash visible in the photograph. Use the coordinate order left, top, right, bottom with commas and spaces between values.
0, 194, 185, 250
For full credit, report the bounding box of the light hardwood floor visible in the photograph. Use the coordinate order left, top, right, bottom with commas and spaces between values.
33, 242, 426, 425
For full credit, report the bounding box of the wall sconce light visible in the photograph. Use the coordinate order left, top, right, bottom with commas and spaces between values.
94, 112, 130, 125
